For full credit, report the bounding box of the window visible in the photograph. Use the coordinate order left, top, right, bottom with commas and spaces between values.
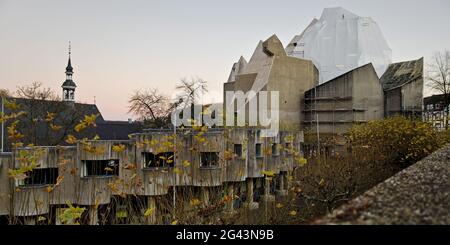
142, 152, 174, 168
82, 160, 119, 177
200, 152, 219, 168
234, 144, 243, 158
255, 143, 262, 157
18, 168, 58, 186
272, 143, 279, 156
256, 130, 261, 139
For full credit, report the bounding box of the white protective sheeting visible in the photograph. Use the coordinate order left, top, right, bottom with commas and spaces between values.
286, 7, 392, 84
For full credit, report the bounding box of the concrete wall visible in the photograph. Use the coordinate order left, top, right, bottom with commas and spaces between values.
303, 64, 384, 135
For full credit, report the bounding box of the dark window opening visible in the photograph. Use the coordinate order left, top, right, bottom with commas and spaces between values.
272, 143, 279, 156
142, 152, 174, 168
234, 144, 243, 158
255, 143, 262, 157
22, 168, 58, 186
82, 160, 119, 177
200, 152, 219, 168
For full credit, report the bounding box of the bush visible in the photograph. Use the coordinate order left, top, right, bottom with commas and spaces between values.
347, 116, 447, 166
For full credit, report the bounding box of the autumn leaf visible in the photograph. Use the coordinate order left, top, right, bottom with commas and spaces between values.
50, 123, 62, 131
112, 144, 126, 153
123, 163, 136, 170
261, 170, 275, 177
66, 134, 77, 144
276, 203, 283, 209
4, 98, 20, 110
37, 216, 47, 222
190, 198, 201, 207
171, 220, 178, 225
318, 178, 326, 187
289, 210, 297, 216
45, 112, 56, 122
295, 157, 307, 167
144, 207, 154, 217
173, 167, 182, 175
182, 160, 190, 167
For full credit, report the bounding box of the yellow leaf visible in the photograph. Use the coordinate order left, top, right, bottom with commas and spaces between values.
171, 220, 178, 225
144, 208, 154, 217
112, 144, 126, 153
289, 210, 297, 216
173, 167, 182, 175
190, 198, 201, 207
37, 216, 47, 222
66, 134, 77, 144
45, 112, 56, 122
261, 170, 275, 177
182, 160, 190, 167
50, 123, 62, 131
276, 203, 283, 209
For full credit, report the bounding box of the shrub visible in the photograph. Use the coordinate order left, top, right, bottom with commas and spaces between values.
347, 116, 446, 165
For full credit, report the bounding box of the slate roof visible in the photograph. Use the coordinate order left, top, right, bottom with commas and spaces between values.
96, 121, 142, 140
3, 97, 104, 122
424, 94, 449, 107
380, 57, 423, 91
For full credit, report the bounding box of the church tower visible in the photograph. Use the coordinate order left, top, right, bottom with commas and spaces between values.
62, 42, 76, 102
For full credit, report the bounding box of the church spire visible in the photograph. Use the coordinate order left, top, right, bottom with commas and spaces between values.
62, 41, 76, 102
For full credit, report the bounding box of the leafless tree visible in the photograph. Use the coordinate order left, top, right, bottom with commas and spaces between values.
175, 77, 208, 107
426, 50, 450, 129
128, 88, 171, 127
16, 81, 60, 101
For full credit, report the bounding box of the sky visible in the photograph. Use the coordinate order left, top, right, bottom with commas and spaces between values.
0, 0, 449, 120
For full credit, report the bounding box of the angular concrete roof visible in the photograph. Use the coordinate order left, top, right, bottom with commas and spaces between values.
226, 56, 247, 83
380, 57, 423, 91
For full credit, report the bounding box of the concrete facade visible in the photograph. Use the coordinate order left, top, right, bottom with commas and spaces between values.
224, 35, 318, 131
0, 128, 303, 224
303, 63, 384, 135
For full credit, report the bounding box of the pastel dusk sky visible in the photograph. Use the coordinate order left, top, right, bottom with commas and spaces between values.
1, 0, 449, 120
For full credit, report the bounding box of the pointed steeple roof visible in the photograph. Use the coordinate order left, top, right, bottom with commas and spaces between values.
62, 42, 76, 88
66, 56, 73, 73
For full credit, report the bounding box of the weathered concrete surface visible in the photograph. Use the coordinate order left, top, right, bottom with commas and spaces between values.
314, 144, 450, 224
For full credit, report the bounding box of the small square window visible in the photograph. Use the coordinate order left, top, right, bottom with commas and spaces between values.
142, 152, 174, 168
200, 152, 219, 168
82, 160, 119, 177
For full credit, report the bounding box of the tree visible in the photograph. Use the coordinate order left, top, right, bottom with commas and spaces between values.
128, 88, 171, 128
426, 50, 450, 129
175, 77, 208, 107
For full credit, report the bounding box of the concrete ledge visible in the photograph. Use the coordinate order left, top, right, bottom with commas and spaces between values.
313, 143, 450, 225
